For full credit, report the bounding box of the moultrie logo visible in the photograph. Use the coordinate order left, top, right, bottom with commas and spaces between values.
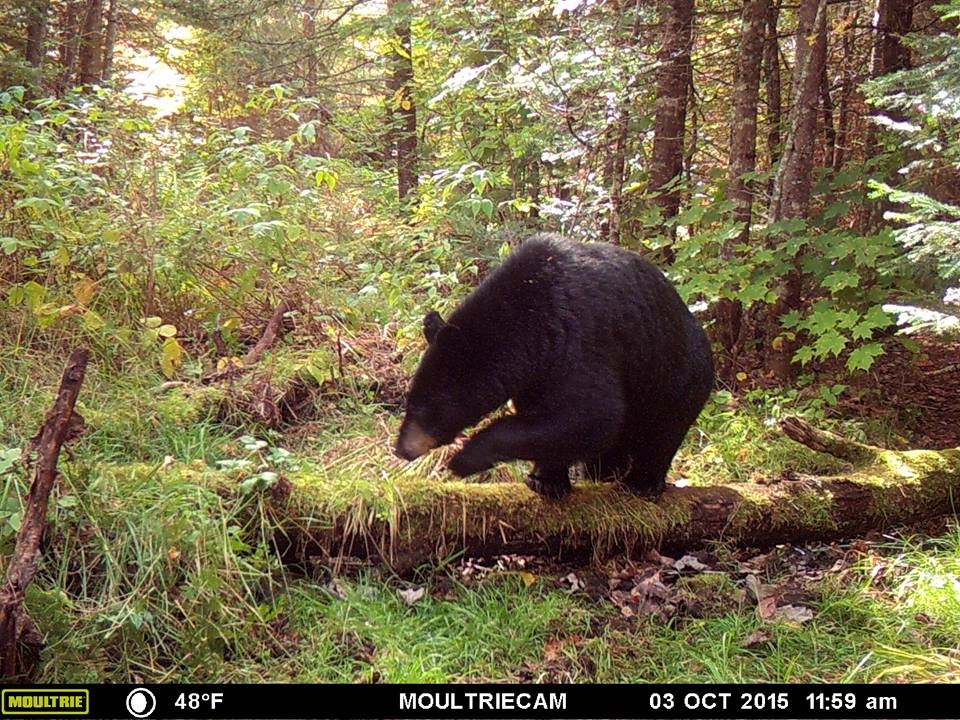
1, 689, 89, 716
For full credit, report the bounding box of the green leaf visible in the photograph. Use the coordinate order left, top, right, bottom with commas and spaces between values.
315, 170, 337, 191
1, 236, 37, 254
794, 345, 816, 366
160, 337, 183, 378
846, 342, 885, 372
5, 285, 23, 307
0, 447, 20, 475
738, 281, 770, 304
82, 310, 105, 331
814, 329, 848, 358
899, 337, 921, 354
821, 270, 861, 292
822, 202, 848, 220
780, 310, 802, 329
805, 302, 844, 335
819, 386, 840, 406
23, 281, 45, 311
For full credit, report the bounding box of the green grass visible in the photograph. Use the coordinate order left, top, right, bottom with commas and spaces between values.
248, 528, 960, 683
279, 574, 593, 682
256, 534, 960, 683
18, 461, 286, 683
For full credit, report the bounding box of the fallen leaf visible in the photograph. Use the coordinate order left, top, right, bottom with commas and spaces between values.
746, 574, 778, 620
562, 572, 583, 592
758, 594, 778, 621
643, 548, 675, 566
518, 571, 537, 588
774, 604, 815, 624
398, 586, 426, 606
675, 554, 709, 572
743, 630, 772, 648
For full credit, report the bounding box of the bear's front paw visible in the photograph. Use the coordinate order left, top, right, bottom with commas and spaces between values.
525, 472, 572, 499
447, 446, 492, 478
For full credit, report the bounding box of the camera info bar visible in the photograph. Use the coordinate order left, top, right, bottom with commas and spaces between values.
0, 684, 951, 719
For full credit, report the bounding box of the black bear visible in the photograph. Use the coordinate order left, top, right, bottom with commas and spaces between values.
394, 234, 713, 499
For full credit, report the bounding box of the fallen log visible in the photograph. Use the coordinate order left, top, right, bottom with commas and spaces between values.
0, 348, 89, 679
274, 418, 960, 573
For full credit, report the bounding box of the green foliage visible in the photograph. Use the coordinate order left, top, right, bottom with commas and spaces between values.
217, 435, 304, 495
673, 212, 900, 372
869, 182, 960, 282
688, 389, 847, 483
862, 0, 960, 288
9, 462, 285, 682
0, 87, 345, 369
412, 0, 658, 238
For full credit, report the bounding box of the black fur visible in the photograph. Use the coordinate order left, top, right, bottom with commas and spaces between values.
395, 234, 714, 499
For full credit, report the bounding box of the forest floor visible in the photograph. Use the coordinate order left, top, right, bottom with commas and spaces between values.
3, 323, 959, 683
837, 335, 960, 449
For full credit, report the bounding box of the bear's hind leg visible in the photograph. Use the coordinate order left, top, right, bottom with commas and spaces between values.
584, 446, 632, 482
525, 462, 572, 499
620, 427, 689, 499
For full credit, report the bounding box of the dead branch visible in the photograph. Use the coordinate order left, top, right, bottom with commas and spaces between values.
0, 348, 89, 680
202, 299, 293, 385
243, 299, 292, 366
780, 416, 878, 464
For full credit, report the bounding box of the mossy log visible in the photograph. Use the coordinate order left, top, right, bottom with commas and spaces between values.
274, 419, 960, 573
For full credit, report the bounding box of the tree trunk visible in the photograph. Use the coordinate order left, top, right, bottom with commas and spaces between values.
834, 7, 860, 170
715, 0, 769, 359
302, 0, 321, 121
25, 0, 50, 69
77, 0, 105, 86
606, 0, 644, 246
649, 0, 694, 255
57, 0, 83, 94
268, 419, 960, 574
607, 111, 630, 245
386, 0, 418, 205
763, 0, 782, 175
100, 0, 119, 83
820, 62, 836, 169
728, 0, 767, 240
865, 0, 914, 225
765, 0, 829, 382
870, 0, 913, 81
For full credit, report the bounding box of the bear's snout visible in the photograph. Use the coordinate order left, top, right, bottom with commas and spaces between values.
395, 419, 438, 461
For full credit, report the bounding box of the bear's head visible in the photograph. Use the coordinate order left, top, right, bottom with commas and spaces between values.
394, 310, 500, 461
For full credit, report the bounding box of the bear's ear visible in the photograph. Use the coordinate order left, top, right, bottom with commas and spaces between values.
423, 310, 446, 344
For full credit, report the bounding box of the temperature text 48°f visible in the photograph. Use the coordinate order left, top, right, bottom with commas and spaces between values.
174, 692, 224, 711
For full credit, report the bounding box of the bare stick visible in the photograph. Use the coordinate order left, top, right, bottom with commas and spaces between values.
780, 415, 877, 464
0, 348, 89, 679
243, 300, 292, 366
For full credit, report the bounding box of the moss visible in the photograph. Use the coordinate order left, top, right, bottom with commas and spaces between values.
155, 386, 228, 425
726, 488, 768, 534
776, 485, 837, 532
